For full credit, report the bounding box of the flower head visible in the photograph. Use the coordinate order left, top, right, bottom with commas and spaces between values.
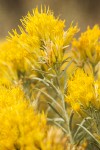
0, 85, 47, 149
66, 69, 100, 111
9, 7, 78, 68
72, 25, 100, 74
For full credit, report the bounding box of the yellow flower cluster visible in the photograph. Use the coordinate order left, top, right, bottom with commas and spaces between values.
0, 40, 31, 81
0, 86, 47, 150
0, 41, 28, 63
9, 7, 78, 68
66, 69, 100, 111
72, 25, 100, 67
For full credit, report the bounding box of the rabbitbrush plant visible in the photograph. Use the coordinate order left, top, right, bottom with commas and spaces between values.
0, 6, 100, 150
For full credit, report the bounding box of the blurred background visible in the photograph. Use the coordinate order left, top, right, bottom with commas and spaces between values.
0, 0, 100, 39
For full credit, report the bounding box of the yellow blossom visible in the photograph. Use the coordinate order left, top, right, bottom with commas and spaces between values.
66, 69, 100, 110
9, 7, 78, 68
0, 40, 31, 73
0, 85, 47, 150
72, 25, 100, 78
72, 25, 100, 65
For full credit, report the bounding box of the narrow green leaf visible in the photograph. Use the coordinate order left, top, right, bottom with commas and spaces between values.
74, 117, 91, 139
78, 124, 100, 146
48, 102, 65, 120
